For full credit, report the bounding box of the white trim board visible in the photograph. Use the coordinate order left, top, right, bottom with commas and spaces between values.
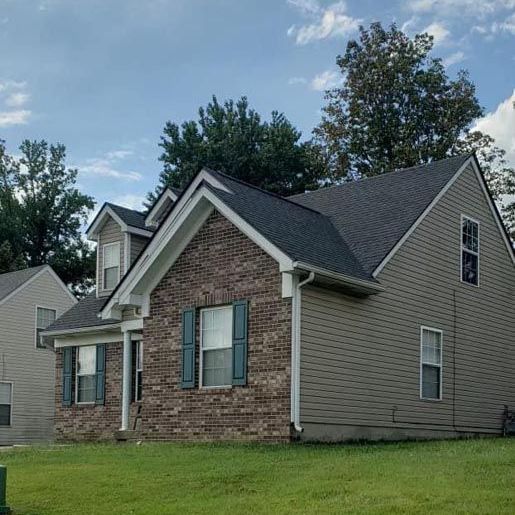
145, 188, 179, 227
373, 157, 515, 278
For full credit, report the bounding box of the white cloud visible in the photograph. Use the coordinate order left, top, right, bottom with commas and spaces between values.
442, 50, 466, 66
422, 21, 450, 45
78, 146, 142, 182
110, 194, 146, 211
5, 92, 30, 107
311, 69, 342, 91
492, 12, 515, 33
287, 1, 362, 45
288, 76, 308, 85
0, 110, 31, 127
473, 90, 515, 170
0, 80, 31, 127
407, 0, 515, 17
287, 0, 320, 15
105, 149, 134, 160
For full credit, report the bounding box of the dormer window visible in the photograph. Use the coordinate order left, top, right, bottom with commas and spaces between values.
103, 242, 120, 290
461, 216, 479, 286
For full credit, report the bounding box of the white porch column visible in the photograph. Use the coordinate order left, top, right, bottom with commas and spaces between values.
121, 330, 132, 431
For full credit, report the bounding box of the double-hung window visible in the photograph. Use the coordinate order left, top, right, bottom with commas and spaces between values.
461, 216, 479, 286
420, 327, 443, 400
200, 306, 233, 388
76, 345, 97, 403
103, 243, 120, 290
35, 306, 56, 348
0, 382, 12, 426
135, 341, 143, 402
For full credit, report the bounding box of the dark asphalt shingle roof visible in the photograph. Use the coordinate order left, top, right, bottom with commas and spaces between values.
49, 155, 471, 334
206, 171, 371, 281
290, 155, 471, 275
105, 203, 152, 232
0, 265, 48, 302
205, 155, 470, 279
43, 291, 119, 333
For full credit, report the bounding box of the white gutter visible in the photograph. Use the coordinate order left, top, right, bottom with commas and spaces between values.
291, 271, 315, 433
293, 261, 384, 294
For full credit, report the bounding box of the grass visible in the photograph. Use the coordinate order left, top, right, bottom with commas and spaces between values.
1, 438, 514, 514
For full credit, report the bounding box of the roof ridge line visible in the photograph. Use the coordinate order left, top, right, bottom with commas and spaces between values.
105, 201, 146, 216
290, 153, 472, 198
204, 168, 326, 217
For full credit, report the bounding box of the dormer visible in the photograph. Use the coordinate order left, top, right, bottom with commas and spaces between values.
87, 203, 154, 297
145, 187, 180, 227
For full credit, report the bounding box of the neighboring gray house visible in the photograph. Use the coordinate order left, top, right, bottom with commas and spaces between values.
0, 265, 76, 444
43, 154, 515, 442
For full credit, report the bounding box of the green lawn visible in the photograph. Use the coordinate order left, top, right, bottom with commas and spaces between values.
1, 438, 514, 514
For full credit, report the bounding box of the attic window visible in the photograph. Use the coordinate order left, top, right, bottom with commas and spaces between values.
461, 216, 479, 286
103, 242, 120, 290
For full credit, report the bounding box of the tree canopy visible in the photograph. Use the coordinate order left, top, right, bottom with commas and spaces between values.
0, 140, 95, 295
315, 21, 514, 239
151, 96, 326, 201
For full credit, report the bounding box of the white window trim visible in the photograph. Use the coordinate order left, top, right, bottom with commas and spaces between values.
199, 305, 233, 390
75, 345, 97, 405
0, 381, 13, 427
102, 242, 121, 291
460, 214, 480, 287
420, 326, 443, 401
135, 341, 143, 402
35, 305, 57, 349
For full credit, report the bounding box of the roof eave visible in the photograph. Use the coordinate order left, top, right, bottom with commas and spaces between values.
293, 261, 384, 295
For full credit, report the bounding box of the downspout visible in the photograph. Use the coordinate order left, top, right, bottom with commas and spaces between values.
291, 271, 315, 434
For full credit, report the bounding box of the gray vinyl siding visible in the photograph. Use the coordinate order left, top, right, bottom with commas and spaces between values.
300, 164, 515, 439
97, 216, 125, 297
130, 234, 149, 265
0, 270, 76, 444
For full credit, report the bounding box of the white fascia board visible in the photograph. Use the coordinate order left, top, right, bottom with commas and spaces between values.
145, 188, 179, 226
54, 330, 142, 348
126, 226, 153, 238
293, 261, 385, 293
42, 323, 121, 337
372, 157, 473, 278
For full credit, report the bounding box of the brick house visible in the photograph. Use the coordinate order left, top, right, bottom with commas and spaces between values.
43, 154, 515, 442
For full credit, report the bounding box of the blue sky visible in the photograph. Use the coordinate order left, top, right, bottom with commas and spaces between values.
1, 0, 514, 217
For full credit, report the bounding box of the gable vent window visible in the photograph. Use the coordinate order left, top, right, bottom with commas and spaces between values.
200, 306, 233, 388
76, 345, 97, 403
0, 382, 12, 426
103, 243, 120, 290
461, 216, 479, 286
420, 327, 442, 400
36, 306, 56, 349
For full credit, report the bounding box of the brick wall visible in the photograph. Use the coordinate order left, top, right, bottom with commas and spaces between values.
55, 343, 140, 441
141, 210, 292, 442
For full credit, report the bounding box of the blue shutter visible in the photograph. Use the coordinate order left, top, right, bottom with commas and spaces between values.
232, 300, 248, 386
95, 344, 106, 405
181, 308, 196, 388
62, 347, 73, 406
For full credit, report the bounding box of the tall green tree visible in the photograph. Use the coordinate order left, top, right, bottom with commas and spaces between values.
152, 96, 325, 201
315, 22, 514, 240
0, 139, 96, 295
